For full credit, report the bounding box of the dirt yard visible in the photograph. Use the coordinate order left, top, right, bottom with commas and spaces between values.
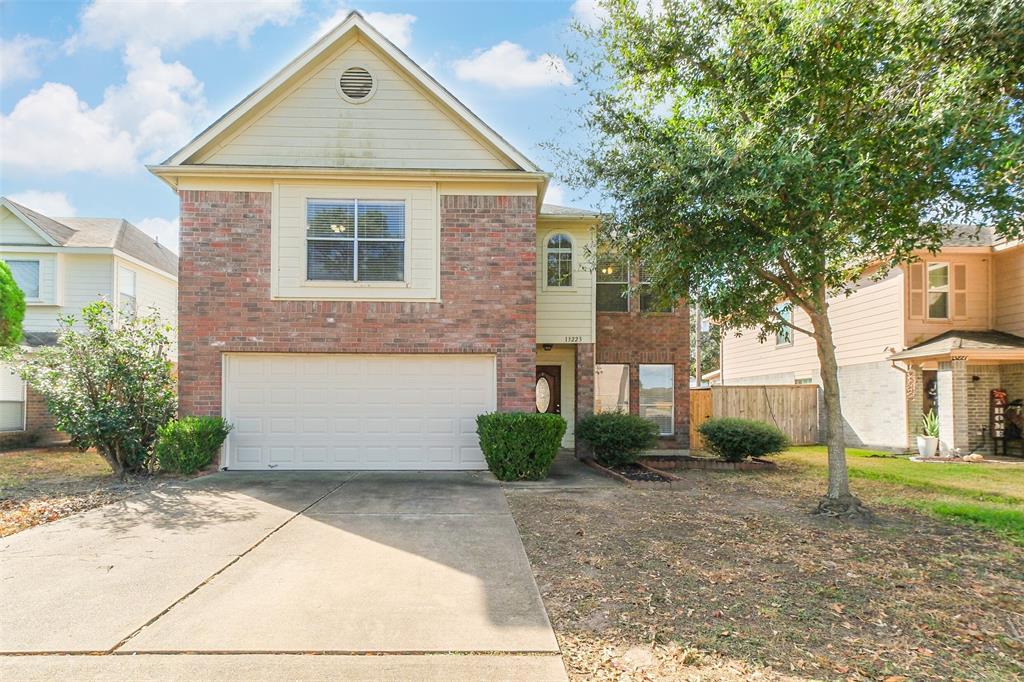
0, 447, 168, 537
507, 460, 1024, 681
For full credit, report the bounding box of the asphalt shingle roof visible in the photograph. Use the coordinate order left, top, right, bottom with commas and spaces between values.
4, 199, 177, 276
889, 329, 1024, 360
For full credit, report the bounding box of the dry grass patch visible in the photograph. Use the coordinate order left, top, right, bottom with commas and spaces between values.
508, 466, 1023, 681
0, 447, 168, 536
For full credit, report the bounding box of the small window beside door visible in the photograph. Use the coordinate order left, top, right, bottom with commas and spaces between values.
595, 364, 629, 413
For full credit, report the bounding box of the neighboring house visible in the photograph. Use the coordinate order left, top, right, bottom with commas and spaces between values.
148, 12, 689, 471
720, 229, 1024, 454
0, 198, 178, 448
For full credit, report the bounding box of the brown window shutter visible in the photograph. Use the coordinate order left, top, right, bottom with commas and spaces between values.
908, 262, 925, 319
952, 263, 968, 319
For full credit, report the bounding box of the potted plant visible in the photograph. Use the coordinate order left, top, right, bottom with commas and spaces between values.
917, 410, 940, 457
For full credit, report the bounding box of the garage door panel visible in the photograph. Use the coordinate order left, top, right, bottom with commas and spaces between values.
224, 354, 495, 470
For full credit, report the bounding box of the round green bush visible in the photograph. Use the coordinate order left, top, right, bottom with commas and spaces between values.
476, 412, 566, 481
697, 417, 789, 462
155, 416, 233, 474
576, 411, 659, 467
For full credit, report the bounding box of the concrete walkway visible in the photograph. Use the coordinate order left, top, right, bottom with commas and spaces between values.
0, 471, 565, 681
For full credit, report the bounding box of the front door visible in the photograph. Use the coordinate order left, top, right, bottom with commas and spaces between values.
535, 366, 561, 414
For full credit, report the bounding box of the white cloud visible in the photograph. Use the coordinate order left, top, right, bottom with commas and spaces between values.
454, 42, 572, 90
0, 35, 50, 84
543, 183, 567, 206
67, 0, 301, 52
6, 191, 76, 217
314, 7, 417, 49
0, 47, 206, 175
136, 217, 180, 253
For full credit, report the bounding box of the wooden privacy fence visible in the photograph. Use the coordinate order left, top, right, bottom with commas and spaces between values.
689, 385, 820, 450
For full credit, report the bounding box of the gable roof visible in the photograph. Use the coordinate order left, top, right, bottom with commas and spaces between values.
159, 11, 540, 173
2, 198, 178, 277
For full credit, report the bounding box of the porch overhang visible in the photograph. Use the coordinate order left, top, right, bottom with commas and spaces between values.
888, 329, 1024, 365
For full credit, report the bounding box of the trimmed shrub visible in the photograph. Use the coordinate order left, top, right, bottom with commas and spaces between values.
155, 416, 234, 475
576, 411, 659, 467
476, 412, 566, 481
698, 417, 789, 462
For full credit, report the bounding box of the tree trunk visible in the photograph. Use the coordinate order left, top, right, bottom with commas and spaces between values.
807, 294, 871, 519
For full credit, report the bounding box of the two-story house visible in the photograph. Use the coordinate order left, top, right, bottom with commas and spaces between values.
0, 198, 178, 448
719, 229, 1024, 455
147, 12, 689, 471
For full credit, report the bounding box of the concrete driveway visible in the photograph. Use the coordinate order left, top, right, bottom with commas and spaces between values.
0, 471, 566, 681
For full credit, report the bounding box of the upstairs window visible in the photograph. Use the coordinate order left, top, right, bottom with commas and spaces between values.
118, 267, 137, 319
596, 253, 629, 312
639, 264, 672, 313
775, 303, 793, 346
927, 262, 949, 319
4, 259, 39, 299
545, 233, 574, 287
306, 199, 406, 282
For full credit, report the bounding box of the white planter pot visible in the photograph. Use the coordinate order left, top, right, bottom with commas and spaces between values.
916, 435, 939, 458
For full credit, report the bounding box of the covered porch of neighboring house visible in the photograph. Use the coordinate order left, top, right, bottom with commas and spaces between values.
891, 330, 1024, 457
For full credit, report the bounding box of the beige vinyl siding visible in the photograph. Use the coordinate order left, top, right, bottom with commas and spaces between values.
1, 210, 49, 245
0, 251, 58, 306
115, 257, 178, 359
273, 181, 438, 301
536, 221, 595, 344
17, 254, 111, 333
722, 269, 904, 382
994, 245, 1024, 336
903, 252, 991, 346
200, 38, 511, 170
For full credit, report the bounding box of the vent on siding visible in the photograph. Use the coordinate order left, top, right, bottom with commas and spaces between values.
339, 67, 374, 101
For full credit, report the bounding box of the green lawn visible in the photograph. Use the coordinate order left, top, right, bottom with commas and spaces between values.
778, 446, 1024, 544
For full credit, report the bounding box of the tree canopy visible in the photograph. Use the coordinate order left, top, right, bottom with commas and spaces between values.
0, 261, 25, 347
564, 0, 1022, 515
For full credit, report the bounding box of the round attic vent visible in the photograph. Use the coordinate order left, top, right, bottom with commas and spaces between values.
338, 66, 375, 102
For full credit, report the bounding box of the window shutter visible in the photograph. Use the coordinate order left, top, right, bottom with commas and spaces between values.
952, 263, 968, 319
908, 262, 925, 319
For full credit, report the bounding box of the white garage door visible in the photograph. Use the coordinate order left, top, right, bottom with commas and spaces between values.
223, 353, 496, 470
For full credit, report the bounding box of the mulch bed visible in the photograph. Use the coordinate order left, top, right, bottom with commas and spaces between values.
586, 460, 684, 489
643, 455, 776, 471
507, 469, 1024, 681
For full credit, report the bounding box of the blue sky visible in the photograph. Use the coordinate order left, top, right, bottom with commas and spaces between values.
1, 0, 604, 251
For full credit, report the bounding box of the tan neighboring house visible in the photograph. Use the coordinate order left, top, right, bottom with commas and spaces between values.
720, 230, 1024, 455
0, 198, 179, 448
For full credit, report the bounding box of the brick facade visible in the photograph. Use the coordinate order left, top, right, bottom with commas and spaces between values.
574, 342, 595, 457
595, 286, 690, 447
177, 191, 537, 417
0, 385, 64, 450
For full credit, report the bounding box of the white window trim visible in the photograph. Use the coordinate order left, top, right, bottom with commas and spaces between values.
639, 363, 675, 436
303, 198, 410, 286
925, 261, 950, 320
542, 231, 576, 291
4, 258, 42, 302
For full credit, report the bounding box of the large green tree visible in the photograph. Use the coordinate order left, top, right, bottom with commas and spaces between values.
565, 0, 1022, 516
